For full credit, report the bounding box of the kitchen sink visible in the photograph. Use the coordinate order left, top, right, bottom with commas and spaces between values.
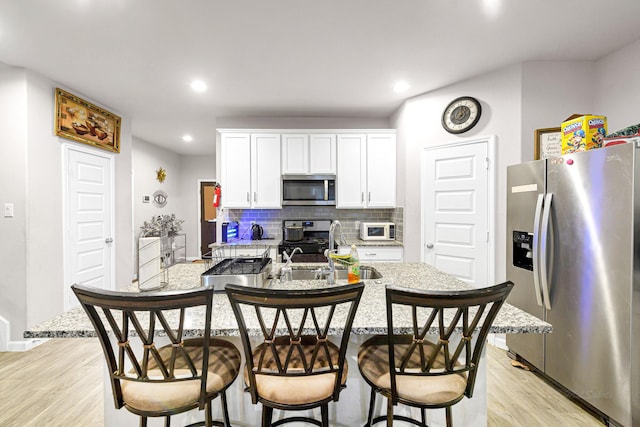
280, 265, 383, 281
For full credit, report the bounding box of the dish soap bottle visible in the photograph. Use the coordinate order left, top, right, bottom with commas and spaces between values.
348, 244, 360, 284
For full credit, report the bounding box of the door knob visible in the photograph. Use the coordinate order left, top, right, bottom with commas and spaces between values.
105, 238, 114, 244
426, 243, 434, 249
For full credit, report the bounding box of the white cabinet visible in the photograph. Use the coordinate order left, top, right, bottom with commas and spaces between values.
138, 237, 164, 291
220, 132, 281, 209
221, 133, 251, 208
338, 245, 404, 262
336, 133, 396, 208
281, 133, 336, 175
251, 134, 281, 208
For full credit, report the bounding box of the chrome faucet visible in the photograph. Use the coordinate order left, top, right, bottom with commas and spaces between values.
280, 247, 302, 283
324, 220, 347, 285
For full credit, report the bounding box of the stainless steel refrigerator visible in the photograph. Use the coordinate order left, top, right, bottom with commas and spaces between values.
506, 142, 640, 426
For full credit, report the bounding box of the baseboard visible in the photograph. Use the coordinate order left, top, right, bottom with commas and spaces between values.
488, 333, 507, 350
0, 315, 49, 352
7, 338, 48, 352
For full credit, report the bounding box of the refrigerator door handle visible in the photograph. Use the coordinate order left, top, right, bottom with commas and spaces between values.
532, 193, 545, 307
540, 193, 553, 310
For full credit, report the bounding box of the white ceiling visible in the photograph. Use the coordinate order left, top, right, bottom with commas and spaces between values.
1, 0, 640, 155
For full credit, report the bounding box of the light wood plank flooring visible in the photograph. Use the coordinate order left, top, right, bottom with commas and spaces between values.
0, 339, 603, 426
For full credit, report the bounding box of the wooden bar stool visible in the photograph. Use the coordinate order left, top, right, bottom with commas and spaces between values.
72, 284, 241, 427
358, 281, 514, 427
225, 282, 364, 427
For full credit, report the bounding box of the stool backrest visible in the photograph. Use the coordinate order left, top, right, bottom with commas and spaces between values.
72, 284, 214, 410
385, 281, 514, 403
225, 283, 364, 403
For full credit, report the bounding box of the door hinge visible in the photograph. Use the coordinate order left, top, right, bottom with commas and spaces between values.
485, 157, 489, 170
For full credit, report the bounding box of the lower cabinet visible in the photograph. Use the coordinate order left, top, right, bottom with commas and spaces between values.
338, 245, 403, 262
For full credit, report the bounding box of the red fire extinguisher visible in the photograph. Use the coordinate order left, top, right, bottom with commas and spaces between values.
213, 184, 221, 208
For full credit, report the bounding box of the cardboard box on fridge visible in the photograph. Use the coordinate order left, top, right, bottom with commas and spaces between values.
560, 114, 607, 154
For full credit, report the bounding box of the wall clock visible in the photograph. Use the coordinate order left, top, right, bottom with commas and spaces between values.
442, 96, 482, 134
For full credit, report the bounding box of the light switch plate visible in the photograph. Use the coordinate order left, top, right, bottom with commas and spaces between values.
4, 203, 14, 217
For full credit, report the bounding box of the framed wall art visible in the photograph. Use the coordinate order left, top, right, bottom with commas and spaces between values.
534, 127, 561, 160
54, 88, 121, 153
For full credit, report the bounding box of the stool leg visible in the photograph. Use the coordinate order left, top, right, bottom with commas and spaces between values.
365, 388, 376, 427
421, 408, 426, 427
445, 407, 452, 427
386, 397, 393, 427
205, 400, 213, 427
321, 403, 329, 427
261, 405, 273, 427
140, 416, 148, 427
221, 391, 231, 427
164, 415, 171, 427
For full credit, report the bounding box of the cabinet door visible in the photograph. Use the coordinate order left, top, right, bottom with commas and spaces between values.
367, 133, 396, 208
281, 134, 308, 174
221, 133, 251, 208
336, 134, 367, 208
251, 134, 281, 208
309, 134, 336, 174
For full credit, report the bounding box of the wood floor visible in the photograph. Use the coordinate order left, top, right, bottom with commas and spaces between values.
0, 339, 603, 426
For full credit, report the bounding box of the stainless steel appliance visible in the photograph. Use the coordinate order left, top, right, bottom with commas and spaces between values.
506, 143, 640, 426
201, 246, 272, 291
359, 222, 395, 241
282, 175, 336, 206
278, 219, 332, 262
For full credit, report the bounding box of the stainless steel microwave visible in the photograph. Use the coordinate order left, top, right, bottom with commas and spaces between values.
282, 175, 336, 206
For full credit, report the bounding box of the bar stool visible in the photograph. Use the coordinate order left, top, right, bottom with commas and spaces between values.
225, 282, 364, 427
72, 284, 241, 427
358, 281, 514, 427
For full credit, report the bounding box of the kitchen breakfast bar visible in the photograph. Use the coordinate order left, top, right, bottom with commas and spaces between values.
25, 262, 550, 427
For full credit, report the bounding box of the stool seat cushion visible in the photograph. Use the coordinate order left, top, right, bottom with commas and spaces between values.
244, 336, 348, 406
358, 335, 467, 406
121, 338, 240, 413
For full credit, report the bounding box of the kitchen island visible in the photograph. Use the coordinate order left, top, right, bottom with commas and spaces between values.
25, 262, 550, 426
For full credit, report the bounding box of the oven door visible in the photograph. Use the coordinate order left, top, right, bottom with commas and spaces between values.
282, 175, 335, 206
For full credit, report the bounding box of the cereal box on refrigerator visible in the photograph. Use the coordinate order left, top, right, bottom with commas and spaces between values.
560, 114, 607, 154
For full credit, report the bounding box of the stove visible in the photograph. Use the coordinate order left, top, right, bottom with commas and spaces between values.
278, 219, 332, 263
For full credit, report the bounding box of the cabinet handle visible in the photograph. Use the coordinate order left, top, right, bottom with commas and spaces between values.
254, 192, 257, 202
361, 192, 364, 203
365, 253, 376, 256
368, 192, 371, 202
246, 192, 250, 202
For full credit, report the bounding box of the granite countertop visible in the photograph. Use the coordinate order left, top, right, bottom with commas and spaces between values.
25, 262, 550, 339
344, 238, 404, 247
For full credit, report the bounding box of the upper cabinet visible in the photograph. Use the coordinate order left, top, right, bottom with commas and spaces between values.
336, 132, 396, 209
220, 132, 281, 209
282, 133, 336, 175
219, 129, 395, 210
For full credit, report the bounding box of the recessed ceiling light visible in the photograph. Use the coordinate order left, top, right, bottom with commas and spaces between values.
190, 80, 207, 93
393, 81, 410, 93
182, 134, 193, 142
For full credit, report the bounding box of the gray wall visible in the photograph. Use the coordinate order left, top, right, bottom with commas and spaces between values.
391, 39, 640, 282
0, 63, 133, 346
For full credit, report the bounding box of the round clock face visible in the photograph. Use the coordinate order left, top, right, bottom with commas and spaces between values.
442, 97, 482, 134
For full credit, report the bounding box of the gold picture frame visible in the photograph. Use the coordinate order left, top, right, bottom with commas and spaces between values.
534, 127, 561, 160
54, 88, 121, 153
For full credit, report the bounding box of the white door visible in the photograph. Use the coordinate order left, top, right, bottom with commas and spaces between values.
422, 139, 493, 288
64, 145, 114, 309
